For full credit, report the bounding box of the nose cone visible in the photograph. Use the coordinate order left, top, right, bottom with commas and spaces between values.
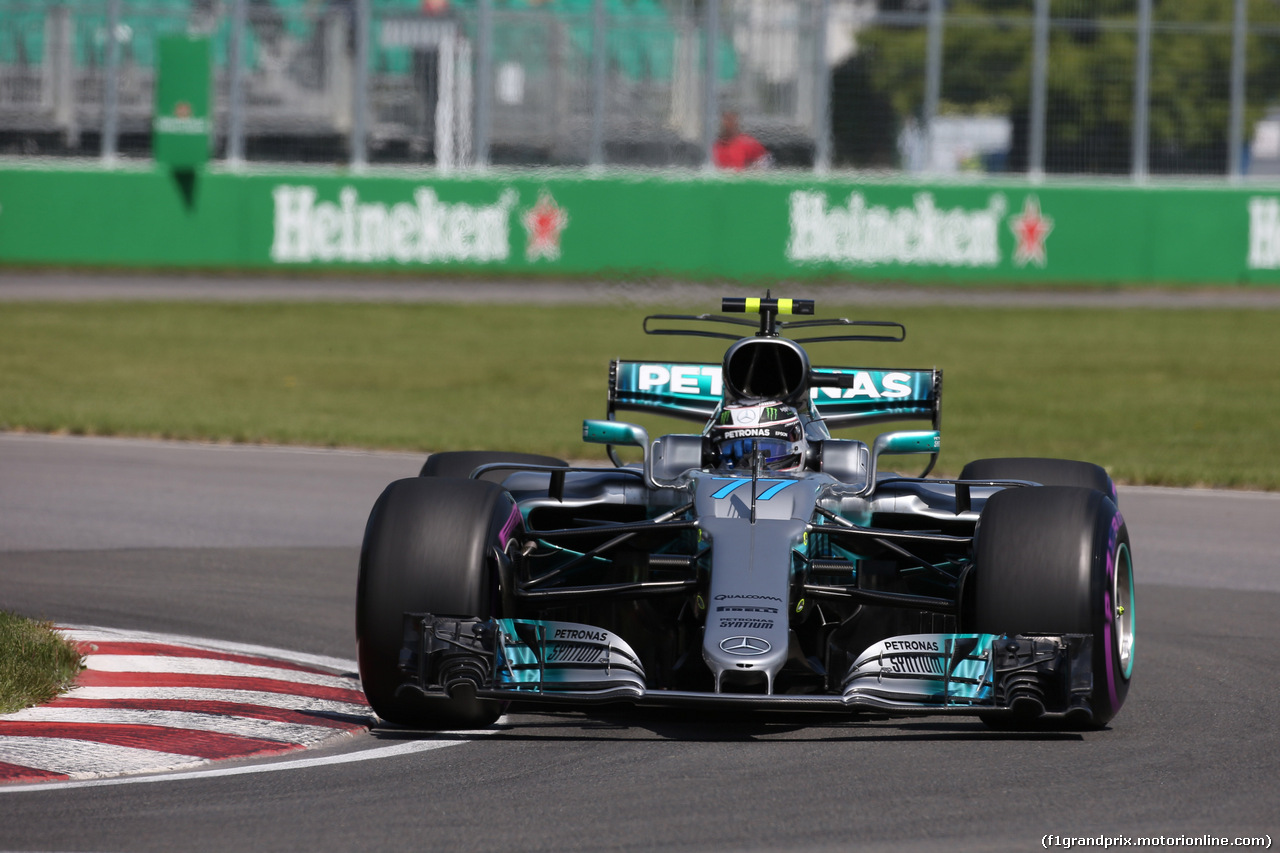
692, 471, 818, 694
698, 518, 801, 693
703, 620, 790, 693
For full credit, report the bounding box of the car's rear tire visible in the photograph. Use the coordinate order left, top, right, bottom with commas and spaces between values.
960, 457, 1116, 504
970, 486, 1135, 728
419, 451, 568, 482
356, 477, 518, 728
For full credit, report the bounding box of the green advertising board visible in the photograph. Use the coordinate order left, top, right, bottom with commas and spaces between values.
152, 35, 212, 170
1, 162, 1279, 285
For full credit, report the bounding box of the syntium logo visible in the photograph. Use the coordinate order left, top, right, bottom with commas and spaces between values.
270, 185, 516, 264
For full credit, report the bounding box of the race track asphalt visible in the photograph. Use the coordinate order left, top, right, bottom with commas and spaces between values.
0, 433, 1277, 852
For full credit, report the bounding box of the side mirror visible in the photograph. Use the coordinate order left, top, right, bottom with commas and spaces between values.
872, 430, 941, 457
582, 419, 649, 448
864, 430, 941, 495
583, 419, 657, 487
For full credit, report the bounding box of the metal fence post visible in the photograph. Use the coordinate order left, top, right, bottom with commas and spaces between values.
101, 0, 121, 162
812, 0, 831, 173
589, 0, 607, 168
1028, 0, 1048, 179
51, 7, 78, 148
1132, 0, 1151, 181
350, 0, 370, 169
1228, 0, 1247, 181
226, 0, 248, 165
475, 0, 494, 168
437, 30, 456, 172
921, 0, 943, 173
700, 0, 719, 170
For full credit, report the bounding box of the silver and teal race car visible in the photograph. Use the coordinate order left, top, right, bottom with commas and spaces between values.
356, 296, 1135, 730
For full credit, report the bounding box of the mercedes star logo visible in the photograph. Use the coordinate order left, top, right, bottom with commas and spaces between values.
720, 636, 771, 656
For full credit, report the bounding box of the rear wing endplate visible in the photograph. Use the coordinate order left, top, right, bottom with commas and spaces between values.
608, 360, 942, 431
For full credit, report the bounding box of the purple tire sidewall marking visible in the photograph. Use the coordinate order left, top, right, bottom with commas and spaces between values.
498, 502, 521, 549
1102, 510, 1125, 709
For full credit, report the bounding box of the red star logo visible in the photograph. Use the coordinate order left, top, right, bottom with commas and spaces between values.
521, 192, 568, 262
1009, 195, 1054, 267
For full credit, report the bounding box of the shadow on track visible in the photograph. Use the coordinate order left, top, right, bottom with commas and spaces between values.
368, 707, 1086, 744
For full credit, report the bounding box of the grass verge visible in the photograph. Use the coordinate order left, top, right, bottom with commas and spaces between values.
1, 301, 1278, 489
0, 611, 83, 714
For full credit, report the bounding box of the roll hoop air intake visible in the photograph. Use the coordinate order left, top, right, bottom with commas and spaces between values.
720, 296, 814, 405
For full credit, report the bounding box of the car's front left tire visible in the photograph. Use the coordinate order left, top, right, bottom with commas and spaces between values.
970, 485, 1135, 728
960, 457, 1117, 504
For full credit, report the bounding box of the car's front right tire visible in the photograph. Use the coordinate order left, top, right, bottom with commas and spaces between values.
419, 450, 567, 481
356, 477, 517, 728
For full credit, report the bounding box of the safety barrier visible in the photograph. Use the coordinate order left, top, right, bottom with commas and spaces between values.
2, 161, 1279, 284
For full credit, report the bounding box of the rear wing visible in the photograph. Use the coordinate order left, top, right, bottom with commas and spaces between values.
609, 360, 942, 431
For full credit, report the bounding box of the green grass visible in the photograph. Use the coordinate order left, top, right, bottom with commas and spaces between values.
1, 302, 1278, 488
0, 611, 83, 713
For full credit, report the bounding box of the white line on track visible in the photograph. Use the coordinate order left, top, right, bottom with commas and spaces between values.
4, 707, 353, 744
61, 686, 370, 717
83, 655, 355, 689
1119, 484, 1280, 500
63, 626, 358, 673
0, 738, 209, 777
0, 733, 496, 793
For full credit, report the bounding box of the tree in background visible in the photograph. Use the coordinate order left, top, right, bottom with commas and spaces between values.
830, 46, 901, 168
835, 0, 1280, 174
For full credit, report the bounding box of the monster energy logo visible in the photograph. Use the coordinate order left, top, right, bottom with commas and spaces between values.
720, 406, 787, 425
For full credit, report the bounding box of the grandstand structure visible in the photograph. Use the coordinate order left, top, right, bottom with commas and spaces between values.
0, 0, 830, 166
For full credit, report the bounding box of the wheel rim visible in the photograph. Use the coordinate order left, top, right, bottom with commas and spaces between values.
1112, 542, 1136, 678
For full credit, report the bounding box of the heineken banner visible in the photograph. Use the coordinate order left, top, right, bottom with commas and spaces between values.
152, 35, 213, 170
1, 162, 1279, 284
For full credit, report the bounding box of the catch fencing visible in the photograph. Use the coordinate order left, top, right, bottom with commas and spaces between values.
2, 0, 1280, 178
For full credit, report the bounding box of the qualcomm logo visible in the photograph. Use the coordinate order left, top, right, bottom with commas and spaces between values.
720, 636, 771, 656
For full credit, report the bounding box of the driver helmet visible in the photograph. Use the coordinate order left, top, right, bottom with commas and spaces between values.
712, 402, 806, 472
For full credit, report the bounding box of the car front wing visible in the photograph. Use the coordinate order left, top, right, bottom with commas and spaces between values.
395, 614, 1097, 722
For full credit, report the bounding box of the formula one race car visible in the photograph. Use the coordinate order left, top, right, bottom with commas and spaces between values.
356, 296, 1135, 730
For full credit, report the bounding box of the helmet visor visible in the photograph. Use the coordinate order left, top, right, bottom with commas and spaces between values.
717, 437, 801, 472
